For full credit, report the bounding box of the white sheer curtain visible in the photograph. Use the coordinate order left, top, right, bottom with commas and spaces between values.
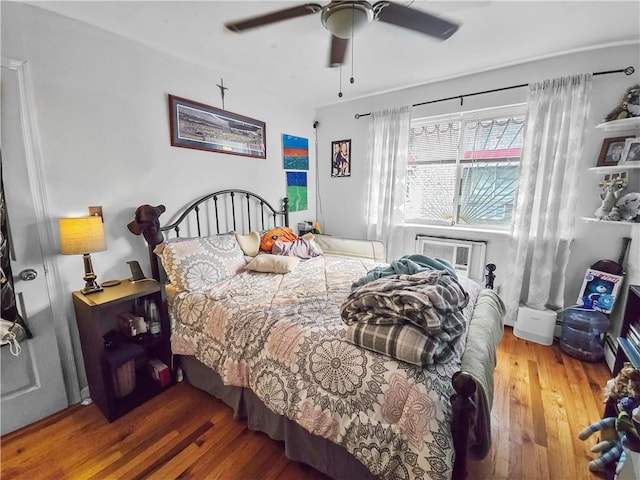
365, 106, 412, 260
503, 74, 593, 325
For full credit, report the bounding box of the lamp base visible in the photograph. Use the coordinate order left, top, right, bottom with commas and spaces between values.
81, 253, 103, 294
81, 281, 103, 295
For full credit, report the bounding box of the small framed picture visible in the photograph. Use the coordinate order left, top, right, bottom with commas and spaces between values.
596, 136, 634, 167
599, 171, 628, 190
331, 139, 351, 177
620, 137, 640, 164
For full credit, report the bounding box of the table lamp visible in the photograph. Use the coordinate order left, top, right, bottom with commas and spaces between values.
59, 216, 107, 294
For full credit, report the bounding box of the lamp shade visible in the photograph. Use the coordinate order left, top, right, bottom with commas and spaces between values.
59, 216, 107, 255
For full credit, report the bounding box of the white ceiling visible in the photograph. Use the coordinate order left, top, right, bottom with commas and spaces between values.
29, 1, 640, 107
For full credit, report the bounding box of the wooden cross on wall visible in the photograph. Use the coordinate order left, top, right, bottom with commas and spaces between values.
217, 78, 228, 110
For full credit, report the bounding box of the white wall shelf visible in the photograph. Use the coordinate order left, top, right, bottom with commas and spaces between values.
589, 164, 640, 174
581, 216, 638, 226
595, 117, 640, 131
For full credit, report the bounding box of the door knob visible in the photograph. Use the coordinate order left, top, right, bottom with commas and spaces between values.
19, 269, 38, 281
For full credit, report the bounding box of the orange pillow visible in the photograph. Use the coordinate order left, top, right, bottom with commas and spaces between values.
260, 227, 298, 252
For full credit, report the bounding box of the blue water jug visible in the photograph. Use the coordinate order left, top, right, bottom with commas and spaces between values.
560, 307, 609, 362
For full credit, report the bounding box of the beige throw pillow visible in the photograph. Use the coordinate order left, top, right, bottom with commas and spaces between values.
245, 254, 300, 273
235, 231, 261, 257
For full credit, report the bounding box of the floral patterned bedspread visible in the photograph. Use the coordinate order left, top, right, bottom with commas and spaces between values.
168, 255, 482, 480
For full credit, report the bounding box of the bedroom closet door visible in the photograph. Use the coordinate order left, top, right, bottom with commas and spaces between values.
0, 62, 68, 434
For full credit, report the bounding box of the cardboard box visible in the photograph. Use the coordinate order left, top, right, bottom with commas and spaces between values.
576, 269, 623, 314
148, 358, 170, 386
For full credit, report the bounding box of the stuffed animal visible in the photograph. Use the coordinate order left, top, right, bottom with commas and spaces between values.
259, 226, 298, 252
127, 204, 166, 246
616, 192, 640, 222
594, 184, 626, 220
579, 416, 623, 472
604, 84, 640, 122
605, 363, 640, 403
579, 400, 640, 472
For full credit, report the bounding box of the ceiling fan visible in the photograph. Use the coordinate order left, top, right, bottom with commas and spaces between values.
225, 1, 459, 67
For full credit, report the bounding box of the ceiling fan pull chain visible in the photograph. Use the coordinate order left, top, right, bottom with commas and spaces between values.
350, 5, 355, 85
338, 64, 343, 98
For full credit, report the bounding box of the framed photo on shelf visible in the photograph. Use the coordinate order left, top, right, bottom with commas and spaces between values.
331, 139, 351, 177
620, 137, 640, 164
168, 94, 266, 159
596, 136, 634, 167
599, 171, 628, 190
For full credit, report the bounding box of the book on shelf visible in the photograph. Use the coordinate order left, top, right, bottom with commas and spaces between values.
618, 337, 640, 369
628, 329, 640, 351
628, 321, 640, 339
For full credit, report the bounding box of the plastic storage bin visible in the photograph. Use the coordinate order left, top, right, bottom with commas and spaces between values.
560, 307, 609, 361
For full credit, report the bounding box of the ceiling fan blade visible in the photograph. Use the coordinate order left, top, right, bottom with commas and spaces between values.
329, 35, 349, 67
373, 1, 459, 40
225, 3, 323, 32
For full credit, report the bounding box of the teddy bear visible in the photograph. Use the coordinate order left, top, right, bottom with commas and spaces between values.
605, 363, 640, 404
604, 84, 640, 122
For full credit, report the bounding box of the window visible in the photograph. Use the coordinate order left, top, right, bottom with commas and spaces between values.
405, 106, 526, 228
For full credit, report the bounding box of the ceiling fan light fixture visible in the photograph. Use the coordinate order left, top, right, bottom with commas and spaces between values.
321, 2, 373, 39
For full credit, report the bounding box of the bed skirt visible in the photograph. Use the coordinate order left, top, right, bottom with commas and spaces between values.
178, 354, 377, 480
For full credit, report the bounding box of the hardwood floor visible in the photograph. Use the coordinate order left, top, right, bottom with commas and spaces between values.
1, 327, 612, 480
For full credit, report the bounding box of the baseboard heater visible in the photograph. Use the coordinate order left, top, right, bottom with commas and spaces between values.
415, 234, 487, 283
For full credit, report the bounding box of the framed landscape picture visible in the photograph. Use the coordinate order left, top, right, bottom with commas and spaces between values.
168, 94, 266, 158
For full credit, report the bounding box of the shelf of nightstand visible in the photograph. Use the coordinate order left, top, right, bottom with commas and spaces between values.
72, 278, 174, 422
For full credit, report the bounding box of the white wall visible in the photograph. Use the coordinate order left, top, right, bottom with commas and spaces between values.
2, 2, 316, 391
315, 43, 640, 320
4, 1, 640, 396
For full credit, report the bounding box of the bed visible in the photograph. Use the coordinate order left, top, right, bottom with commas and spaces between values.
136, 189, 505, 480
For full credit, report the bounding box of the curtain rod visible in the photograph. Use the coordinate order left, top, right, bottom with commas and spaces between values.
354, 66, 636, 119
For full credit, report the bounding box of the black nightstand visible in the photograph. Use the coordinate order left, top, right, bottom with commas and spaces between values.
72, 279, 173, 421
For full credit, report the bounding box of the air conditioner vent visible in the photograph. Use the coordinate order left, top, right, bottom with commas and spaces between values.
415, 235, 486, 282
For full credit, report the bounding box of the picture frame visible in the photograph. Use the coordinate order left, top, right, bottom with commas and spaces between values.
576, 268, 623, 314
168, 94, 266, 159
596, 136, 633, 167
620, 137, 640, 164
331, 139, 351, 177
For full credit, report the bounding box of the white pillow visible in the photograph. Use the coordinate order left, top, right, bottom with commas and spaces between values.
245, 254, 300, 273
235, 231, 261, 257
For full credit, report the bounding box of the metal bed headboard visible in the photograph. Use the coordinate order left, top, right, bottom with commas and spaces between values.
160, 189, 289, 240
147, 189, 289, 280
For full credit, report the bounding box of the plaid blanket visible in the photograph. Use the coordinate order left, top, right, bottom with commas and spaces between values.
341, 270, 469, 364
